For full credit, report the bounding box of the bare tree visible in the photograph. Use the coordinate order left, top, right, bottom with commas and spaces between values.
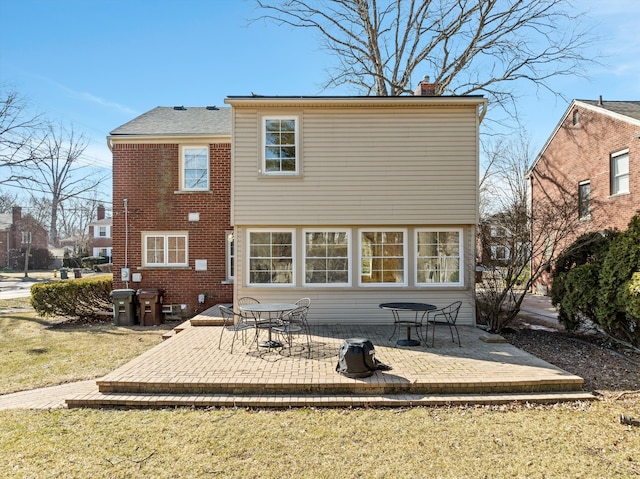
255, 0, 593, 114
0, 85, 43, 184
476, 134, 583, 332
18, 124, 108, 246
0, 190, 18, 213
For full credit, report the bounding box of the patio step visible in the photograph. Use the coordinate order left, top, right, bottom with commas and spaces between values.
66, 390, 596, 409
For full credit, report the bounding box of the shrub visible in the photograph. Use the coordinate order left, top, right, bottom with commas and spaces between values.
597, 215, 640, 346
550, 231, 616, 331
31, 276, 113, 321
623, 272, 640, 323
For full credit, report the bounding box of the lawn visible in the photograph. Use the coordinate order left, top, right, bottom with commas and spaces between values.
0, 307, 167, 394
1, 402, 639, 478
1, 298, 639, 477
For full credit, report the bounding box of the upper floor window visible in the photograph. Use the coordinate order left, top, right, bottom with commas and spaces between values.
578, 181, 591, 219
21, 231, 31, 244
263, 116, 298, 175
304, 230, 350, 286
415, 229, 463, 286
143, 232, 188, 267
181, 146, 209, 190
611, 149, 629, 195
572, 109, 580, 126
359, 230, 406, 286
247, 230, 294, 285
98, 226, 108, 237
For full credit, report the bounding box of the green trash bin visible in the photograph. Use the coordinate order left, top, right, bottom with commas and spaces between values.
59, 268, 68, 279
110, 289, 138, 326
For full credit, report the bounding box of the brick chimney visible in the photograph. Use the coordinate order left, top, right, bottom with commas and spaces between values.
12, 206, 22, 224
414, 76, 437, 96
97, 204, 105, 220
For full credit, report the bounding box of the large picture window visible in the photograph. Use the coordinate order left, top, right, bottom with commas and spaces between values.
611, 149, 629, 195
181, 146, 209, 190
248, 230, 294, 285
143, 233, 188, 267
416, 229, 463, 286
263, 117, 298, 175
359, 230, 406, 285
304, 230, 350, 286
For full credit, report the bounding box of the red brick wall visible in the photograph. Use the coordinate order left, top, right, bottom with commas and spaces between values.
530, 104, 640, 290
111, 142, 233, 317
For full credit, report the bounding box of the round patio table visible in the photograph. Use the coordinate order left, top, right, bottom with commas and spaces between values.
239, 303, 298, 348
379, 302, 437, 346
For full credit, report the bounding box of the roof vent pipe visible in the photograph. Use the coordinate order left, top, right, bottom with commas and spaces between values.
598, 95, 603, 106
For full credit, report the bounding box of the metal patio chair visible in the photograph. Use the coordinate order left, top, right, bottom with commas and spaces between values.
426, 301, 462, 347
218, 304, 255, 353
273, 305, 312, 358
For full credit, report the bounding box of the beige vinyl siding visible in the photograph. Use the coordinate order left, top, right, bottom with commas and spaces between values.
232, 107, 479, 225
233, 224, 477, 325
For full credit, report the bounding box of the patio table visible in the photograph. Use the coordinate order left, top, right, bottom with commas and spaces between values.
379, 302, 437, 346
239, 303, 298, 349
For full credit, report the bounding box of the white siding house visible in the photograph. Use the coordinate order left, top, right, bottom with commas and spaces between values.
225, 95, 487, 325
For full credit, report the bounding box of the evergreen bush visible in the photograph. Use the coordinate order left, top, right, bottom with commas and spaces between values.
31, 276, 113, 321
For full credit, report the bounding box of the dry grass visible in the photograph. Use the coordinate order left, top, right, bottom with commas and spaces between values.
1, 401, 639, 478
0, 309, 168, 394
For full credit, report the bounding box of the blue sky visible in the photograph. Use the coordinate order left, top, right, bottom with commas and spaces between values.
1, 0, 639, 204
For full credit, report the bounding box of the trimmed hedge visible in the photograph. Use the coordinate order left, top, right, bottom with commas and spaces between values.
31, 276, 113, 321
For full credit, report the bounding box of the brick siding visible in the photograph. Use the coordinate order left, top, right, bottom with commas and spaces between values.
111, 142, 233, 316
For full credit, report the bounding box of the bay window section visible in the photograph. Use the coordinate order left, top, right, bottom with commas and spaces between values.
248, 230, 294, 285
416, 229, 463, 286
359, 230, 406, 286
304, 230, 350, 286
143, 233, 188, 267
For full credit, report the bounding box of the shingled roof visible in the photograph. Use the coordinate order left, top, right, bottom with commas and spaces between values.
110, 106, 231, 136
578, 100, 640, 122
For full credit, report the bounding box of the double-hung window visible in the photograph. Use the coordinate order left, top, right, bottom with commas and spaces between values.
248, 230, 294, 285
181, 146, 209, 191
611, 149, 629, 195
263, 117, 298, 175
143, 233, 188, 267
304, 230, 350, 286
416, 229, 463, 286
359, 230, 406, 286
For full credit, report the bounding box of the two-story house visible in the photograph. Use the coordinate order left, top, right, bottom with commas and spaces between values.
529, 99, 640, 291
225, 93, 486, 324
109, 90, 486, 323
87, 204, 113, 261
0, 206, 49, 269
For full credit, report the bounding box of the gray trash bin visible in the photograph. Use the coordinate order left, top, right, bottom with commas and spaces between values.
111, 289, 138, 326
59, 268, 68, 279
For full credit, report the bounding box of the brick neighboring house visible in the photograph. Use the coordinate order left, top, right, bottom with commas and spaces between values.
0, 206, 49, 269
529, 99, 640, 292
108, 106, 233, 316
88, 204, 113, 261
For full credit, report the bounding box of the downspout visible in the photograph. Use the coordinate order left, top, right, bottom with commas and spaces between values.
123, 198, 129, 289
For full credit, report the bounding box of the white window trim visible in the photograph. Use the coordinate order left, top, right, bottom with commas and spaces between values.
358, 228, 408, 287
414, 228, 464, 287
611, 149, 630, 196
142, 232, 189, 267
302, 228, 352, 287
225, 230, 234, 282
246, 228, 296, 287
261, 115, 300, 176
180, 145, 210, 191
